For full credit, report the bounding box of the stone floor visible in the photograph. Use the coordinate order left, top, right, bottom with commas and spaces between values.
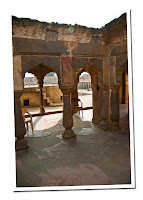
16, 102, 130, 188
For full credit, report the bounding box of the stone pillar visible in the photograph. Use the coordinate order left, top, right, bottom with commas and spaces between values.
38, 79, 45, 114
15, 90, 29, 151
122, 72, 126, 104
62, 88, 76, 139
110, 85, 120, 131
100, 84, 110, 130
92, 75, 102, 124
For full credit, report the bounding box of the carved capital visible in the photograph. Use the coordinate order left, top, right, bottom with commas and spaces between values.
37, 77, 44, 88
110, 84, 120, 92
61, 87, 73, 95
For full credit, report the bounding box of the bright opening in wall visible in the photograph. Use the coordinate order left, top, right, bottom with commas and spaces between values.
21, 71, 63, 137
77, 72, 93, 121
24, 72, 38, 87
43, 72, 58, 86
78, 72, 92, 107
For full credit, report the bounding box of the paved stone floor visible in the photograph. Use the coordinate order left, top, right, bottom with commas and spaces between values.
16, 94, 130, 187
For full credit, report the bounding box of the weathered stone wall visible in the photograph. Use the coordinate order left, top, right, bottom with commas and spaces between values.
20, 88, 40, 107
12, 13, 127, 93
12, 13, 127, 58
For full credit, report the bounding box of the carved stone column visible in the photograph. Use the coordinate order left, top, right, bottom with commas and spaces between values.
38, 79, 45, 114
91, 75, 102, 125
62, 88, 76, 139
110, 85, 120, 131
14, 90, 29, 151
100, 84, 110, 130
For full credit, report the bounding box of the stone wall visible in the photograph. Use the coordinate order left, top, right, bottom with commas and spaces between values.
43, 85, 63, 103
20, 85, 63, 108
12, 13, 127, 57
20, 87, 40, 107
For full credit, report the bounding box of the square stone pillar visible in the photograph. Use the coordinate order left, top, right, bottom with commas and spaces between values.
99, 56, 110, 130
14, 90, 29, 151
110, 85, 120, 131
13, 55, 29, 151
100, 84, 110, 130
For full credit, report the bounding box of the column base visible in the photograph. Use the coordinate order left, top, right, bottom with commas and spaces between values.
92, 117, 101, 125
40, 107, 45, 114
110, 121, 121, 131
100, 120, 109, 131
62, 128, 76, 139
16, 137, 29, 152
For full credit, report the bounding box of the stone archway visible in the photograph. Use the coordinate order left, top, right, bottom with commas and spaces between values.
14, 55, 62, 151
71, 63, 102, 125
26, 63, 60, 114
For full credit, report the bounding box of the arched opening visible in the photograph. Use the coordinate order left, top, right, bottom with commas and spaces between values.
77, 71, 93, 121
21, 64, 63, 137
71, 64, 101, 126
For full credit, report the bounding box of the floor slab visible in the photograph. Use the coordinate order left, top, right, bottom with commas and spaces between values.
16, 105, 130, 187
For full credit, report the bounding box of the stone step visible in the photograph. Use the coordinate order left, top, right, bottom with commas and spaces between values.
43, 92, 53, 104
